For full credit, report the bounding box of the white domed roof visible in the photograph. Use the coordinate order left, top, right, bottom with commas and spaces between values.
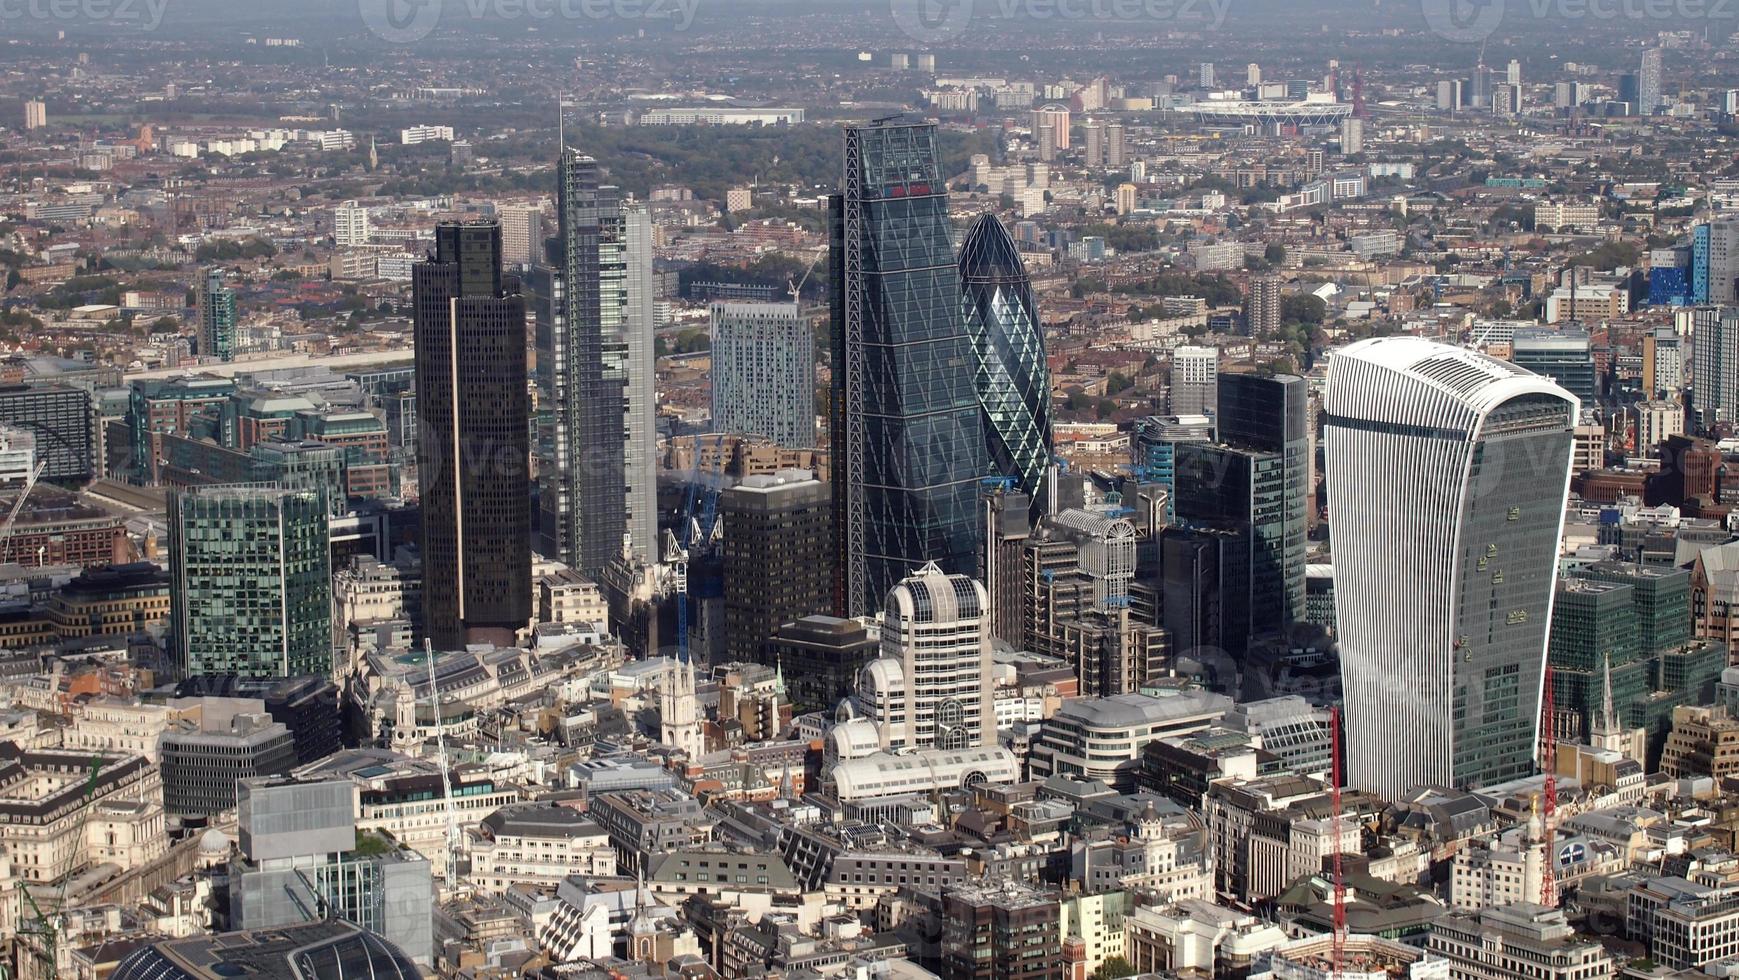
198, 828, 232, 854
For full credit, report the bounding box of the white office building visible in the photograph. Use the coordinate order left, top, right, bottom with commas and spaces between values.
333, 201, 370, 248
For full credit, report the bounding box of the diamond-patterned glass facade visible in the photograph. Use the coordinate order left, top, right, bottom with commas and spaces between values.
830, 122, 989, 617
959, 214, 1053, 506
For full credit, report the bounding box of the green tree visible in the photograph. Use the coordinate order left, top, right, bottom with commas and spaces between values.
1264, 242, 1287, 265
1091, 957, 1137, 980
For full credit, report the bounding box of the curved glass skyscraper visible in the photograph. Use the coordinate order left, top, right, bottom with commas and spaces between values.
1324, 337, 1577, 799
959, 214, 1053, 506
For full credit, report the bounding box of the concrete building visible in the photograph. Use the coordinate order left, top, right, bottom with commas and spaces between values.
23, 100, 45, 130
1427, 903, 1612, 980
496, 203, 543, 266
465, 801, 615, 894
1246, 276, 1282, 337
1028, 688, 1233, 789
159, 705, 297, 817
710, 301, 815, 448
333, 201, 370, 248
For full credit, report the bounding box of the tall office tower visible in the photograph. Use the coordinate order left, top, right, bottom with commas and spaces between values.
1700, 218, 1739, 305
1169, 345, 1219, 416
1694, 307, 1739, 430
1511, 328, 1598, 407
859, 562, 993, 751
1083, 121, 1104, 168
1246, 63, 1261, 86
960, 214, 1053, 506
1246, 276, 1282, 337
1638, 47, 1662, 115
535, 151, 657, 574
1199, 63, 1215, 88
1217, 372, 1309, 630
829, 120, 989, 618
1618, 73, 1641, 109
1105, 123, 1126, 167
720, 471, 834, 664
1507, 58, 1522, 86
198, 268, 237, 362
981, 486, 1034, 644
332, 201, 370, 248
1324, 337, 1576, 798
710, 301, 815, 448
1547, 578, 1648, 746
1339, 117, 1363, 156
169, 484, 332, 678
497, 203, 543, 266
413, 221, 532, 649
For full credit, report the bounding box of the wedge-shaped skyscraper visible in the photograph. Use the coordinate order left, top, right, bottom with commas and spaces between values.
830, 120, 989, 617
1324, 337, 1577, 798
959, 214, 1053, 508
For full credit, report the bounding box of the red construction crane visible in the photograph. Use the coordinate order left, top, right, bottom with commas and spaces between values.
1330, 705, 1347, 973
1540, 666, 1558, 907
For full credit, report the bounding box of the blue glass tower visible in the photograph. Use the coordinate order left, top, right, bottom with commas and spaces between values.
830, 120, 989, 618
959, 214, 1053, 509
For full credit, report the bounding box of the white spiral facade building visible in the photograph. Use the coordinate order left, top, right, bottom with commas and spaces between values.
1324, 337, 1577, 799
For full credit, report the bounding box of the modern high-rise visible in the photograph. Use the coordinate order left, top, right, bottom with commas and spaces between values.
413, 221, 532, 649
829, 120, 989, 617
1324, 337, 1577, 797
1217, 372, 1309, 631
1506, 58, 1522, 86
534, 151, 656, 575
169, 483, 332, 678
1511, 328, 1599, 407
1199, 63, 1215, 88
333, 201, 370, 248
960, 214, 1053, 506
1031, 105, 1071, 148
1246, 277, 1282, 336
1638, 47, 1663, 115
1697, 218, 1739, 306
23, 100, 45, 130
851, 562, 993, 752
497, 203, 543, 266
1132, 414, 1213, 521
720, 471, 834, 664
710, 301, 815, 448
198, 268, 237, 362
1693, 307, 1739, 430
1169, 345, 1219, 417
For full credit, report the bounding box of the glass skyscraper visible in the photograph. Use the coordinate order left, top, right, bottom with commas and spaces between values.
534, 150, 656, 575
198, 267, 236, 362
959, 213, 1053, 509
169, 483, 332, 678
829, 120, 989, 617
413, 221, 532, 649
1324, 337, 1576, 798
